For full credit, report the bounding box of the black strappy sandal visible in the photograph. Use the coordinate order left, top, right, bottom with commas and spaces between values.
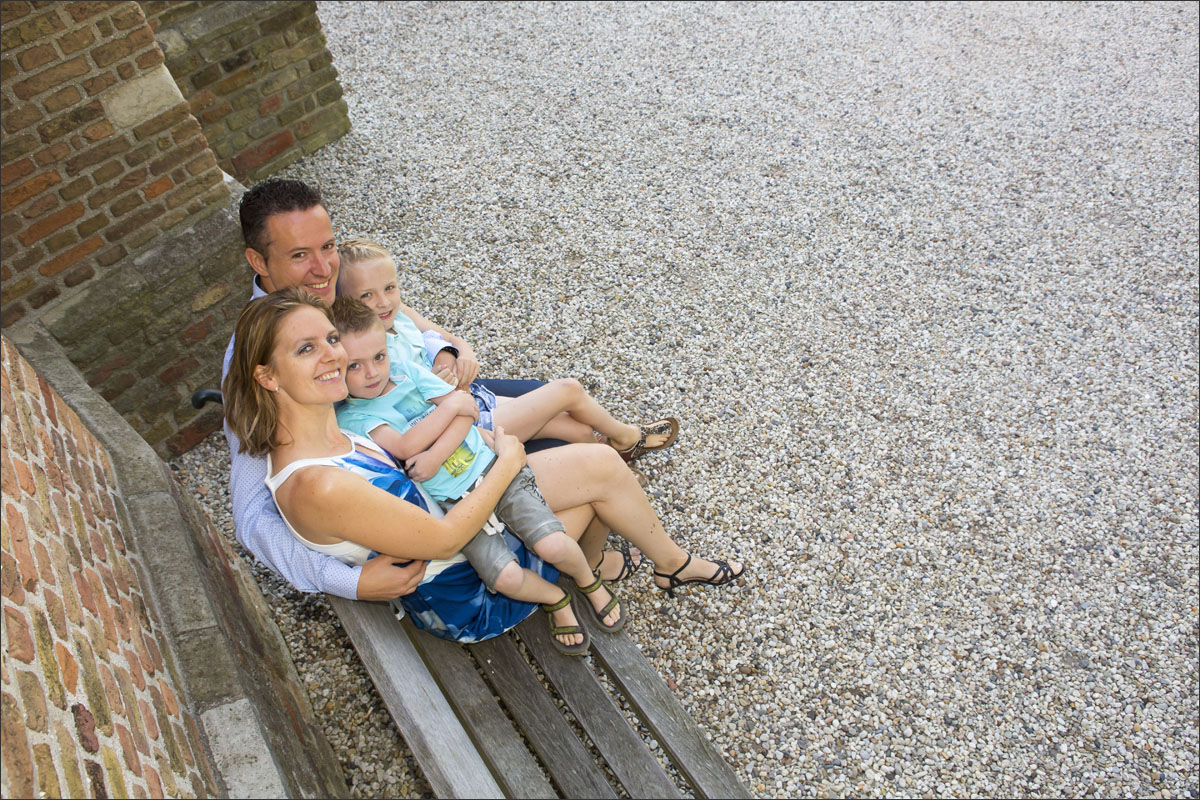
591, 541, 644, 583
653, 554, 745, 598
577, 572, 626, 634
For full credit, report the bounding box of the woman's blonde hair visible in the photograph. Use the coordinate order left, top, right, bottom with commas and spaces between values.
223, 288, 333, 457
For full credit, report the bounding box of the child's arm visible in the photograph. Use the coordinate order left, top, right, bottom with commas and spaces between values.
397, 303, 479, 389
368, 390, 478, 461
402, 412, 476, 482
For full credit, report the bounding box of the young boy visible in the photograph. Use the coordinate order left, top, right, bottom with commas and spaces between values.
334, 239, 680, 467
330, 298, 623, 655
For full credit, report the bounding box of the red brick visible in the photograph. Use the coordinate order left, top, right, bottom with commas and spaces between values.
37, 235, 101, 276
157, 355, 198, 385
1, 102, 43, 134
258, 94, 282, 116
136, 46, 163, 70
0, 158, 36, 187
20, 192, 58, 220
115, 722, 141, 773
1, 551, 25, 604
12, 57, 90, 101
158, 680, 178, 716
63, 263, 95, 287
71, 702, 99, 753
82, 71, 117, 96
137, 698, 159, 740
2, 6, 63, 50
42, 84, 82, 113
33, 141, 70, 167
139, 174, 171, 200
4, 607, 35, 663
111, 5, 145, 30
57, 26, 95, 54
65, 1, 120, 22
17, 201, 83, 246
232, 130, 294, 174
6, 502, 38, 591
93, 26, 153, 67
1, 170, 60, 212
0, 2, 31, 24
99, 664, 123, 715
17, 43, 57, 71
1, 693, 34, 799
143, 763, 162, 797
83, 120, 115, 142
74, 569, 96, 614
65, 136, 128, 176
55, 642, 78, 694
33, 541, 55, 585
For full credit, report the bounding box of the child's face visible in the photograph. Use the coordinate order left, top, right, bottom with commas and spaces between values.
341, 326, 391, 400
339, 258, 401, 330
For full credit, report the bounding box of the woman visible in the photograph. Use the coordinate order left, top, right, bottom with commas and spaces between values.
223, 288, 744, 645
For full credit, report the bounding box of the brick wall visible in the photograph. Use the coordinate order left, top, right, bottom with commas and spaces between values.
1, 335, 219, 798
143, 0, 350, 182
1, 0, 228, 329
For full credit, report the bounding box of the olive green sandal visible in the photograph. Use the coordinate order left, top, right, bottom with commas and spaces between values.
577, 572, 626, 634
542, 591, 590, 656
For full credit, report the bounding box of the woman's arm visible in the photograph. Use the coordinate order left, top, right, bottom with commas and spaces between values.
277, 428, 526, 561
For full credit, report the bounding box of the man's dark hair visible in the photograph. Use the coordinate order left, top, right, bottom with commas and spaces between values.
239, 178, 326, 256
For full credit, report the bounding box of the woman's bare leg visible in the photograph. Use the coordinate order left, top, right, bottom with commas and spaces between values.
526, 444, 742, 584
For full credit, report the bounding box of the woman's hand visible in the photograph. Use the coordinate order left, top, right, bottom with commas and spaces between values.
490, 424, 526, 470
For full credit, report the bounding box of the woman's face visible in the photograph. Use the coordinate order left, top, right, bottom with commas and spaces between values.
261, 305, 348, 404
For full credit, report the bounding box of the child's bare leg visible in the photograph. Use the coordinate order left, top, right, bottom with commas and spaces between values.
491, 379, 668, 450
490, 562, 584, 648
531, 532, 621, 628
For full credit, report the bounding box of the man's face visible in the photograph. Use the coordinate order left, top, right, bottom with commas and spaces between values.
246, 205, 339, 304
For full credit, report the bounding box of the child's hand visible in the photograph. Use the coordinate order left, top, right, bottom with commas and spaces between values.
404, 450, 442, 482
431, 350, 458, 386
454, 353, 479, 390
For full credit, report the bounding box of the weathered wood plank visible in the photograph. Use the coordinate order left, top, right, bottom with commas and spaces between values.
579, 612, 752, 799
403, 618, 556, 799
327, 597, 505, 799
471, 635, 617, 799
516, 614, 683, 798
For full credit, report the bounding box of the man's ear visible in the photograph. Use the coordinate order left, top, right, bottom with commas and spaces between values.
246, 247, 270, 280
253, 364, 275, 392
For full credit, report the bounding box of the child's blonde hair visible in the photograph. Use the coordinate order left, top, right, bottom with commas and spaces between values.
336, 238, 395, 294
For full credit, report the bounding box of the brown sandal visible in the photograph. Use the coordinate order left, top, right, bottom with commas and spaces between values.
614, 418, 679, 462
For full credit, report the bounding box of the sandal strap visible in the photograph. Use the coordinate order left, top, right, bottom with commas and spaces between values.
577, 572, 605, 595
652, 553, 693, 587
549, 624, 583, 637
541, 592, 572, 614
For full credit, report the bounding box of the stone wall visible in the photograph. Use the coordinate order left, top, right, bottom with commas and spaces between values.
1, 336, 218, 798
1, 0, 350, 458
144, 0, 350, 183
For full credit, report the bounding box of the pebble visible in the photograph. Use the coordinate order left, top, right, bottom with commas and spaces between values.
174, 2, 1198, 798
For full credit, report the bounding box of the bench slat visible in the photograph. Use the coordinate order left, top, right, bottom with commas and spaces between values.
471, 635, 618, 799
579, 612, 752, 799
327, 597, 505, 799
516, 615, 683, 798
402, 618, 556, 799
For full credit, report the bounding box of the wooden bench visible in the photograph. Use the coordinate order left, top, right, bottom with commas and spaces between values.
328, 591, 751, 799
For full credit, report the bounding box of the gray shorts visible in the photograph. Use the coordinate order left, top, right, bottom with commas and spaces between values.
439, 464, 564, 591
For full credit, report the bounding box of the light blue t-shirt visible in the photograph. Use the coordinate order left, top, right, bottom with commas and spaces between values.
387, 314, 431, 369
336, 359, 495, 501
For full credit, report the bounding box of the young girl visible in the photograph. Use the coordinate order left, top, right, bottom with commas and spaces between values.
335, 238, 680, 471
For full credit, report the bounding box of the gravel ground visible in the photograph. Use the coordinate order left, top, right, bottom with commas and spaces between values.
173, 2, 1198, 797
